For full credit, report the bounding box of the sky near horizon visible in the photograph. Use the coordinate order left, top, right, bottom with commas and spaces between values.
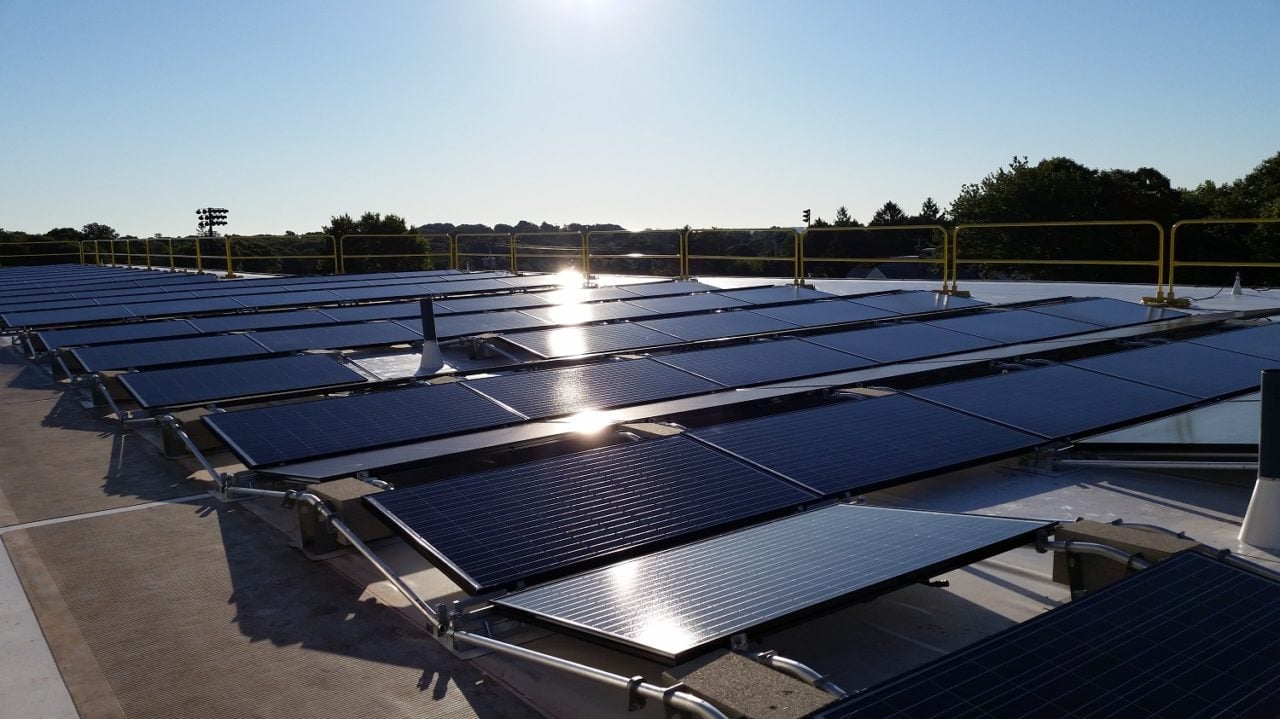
1, 0, 1277, 237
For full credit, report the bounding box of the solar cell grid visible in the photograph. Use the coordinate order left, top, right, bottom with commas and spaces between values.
814, 551, 1280, 719
849, 290, 987, 314
363, 435, 818, 593
518, 300, 655, 325
36, 320, 200, 351
617, 280, 726, 297
716, 285, 834, 304
120, 355, 368, 408
186, 309, 337, 333
435, 293, 544, 313
655, 338, 874, 387
402, 312, 548, 339
494, 504, 1050, 662
120, 297, 246, 318
3, 304, 135, 328
202, 382, 521, 467
319, 303, 422, 322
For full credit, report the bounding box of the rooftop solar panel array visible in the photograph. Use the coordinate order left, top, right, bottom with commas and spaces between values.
120, 355, 368, 408
655, 338, 875, 387
1069, 342, 1275, 398
363, 435, 818, 593
1188, 321, 1280, 361
494, 504, 1050, 663
814, 551, 1280, 719
202, 382, 522, 467
690, 395, 1042, 496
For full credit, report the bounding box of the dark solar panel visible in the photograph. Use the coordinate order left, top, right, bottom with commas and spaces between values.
627, 293, 752, 314
329, 284, 432, 302
423, 279, 520, 295
802, 323, 1001, 363
1189, 322, 1280, 362
36, 320, 199, 351
0, 297, 106, 312
319, 303, 422, 322
404, 312, 548, 339
250, 321, 422, 353
849, 290, 987, 314
494, 504, 1050, 663
617, 280, 725, 297
750, 300, 899, 327
636, 311, 799, 341
655, 338, 875, 387
72, 334, 270, 372
121, 297, 246, 318
120, 355, 368, 408
534, 286, 648, 304
186, 309, 337, 333
690, 394, 1041, 495
363, 435, 817, 593
1069, 342, 1274, 398
716, 285, 834, 304
815, 551, 1280, 719
2, 304, 134, 328
908, 364, 1198, 439
463, 357, 722, 419
494, 274, 565, 289
203, 382, 522, 467
518, 300, 656, 325
1029, 297, 1187, 327
436, 293, 545, 313
234, 290, 343, 309
924, 309, 1101, 343
501, 322, 683, 358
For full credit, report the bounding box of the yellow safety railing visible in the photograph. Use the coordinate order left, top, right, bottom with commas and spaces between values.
1165, 218, 1280, 303
511, 232, 586, 275
583, 229, 683, 278
337, 234, 452, 274
0, 240, 86, 267
454, 233, 515, 273
222, 235, 337, 277
160, 237, 210, 273
801, 225, 949, 291
950, 220, 1165, 298
685, 228, 802, 282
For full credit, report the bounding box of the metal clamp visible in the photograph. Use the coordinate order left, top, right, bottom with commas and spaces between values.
626, 675, 647, 711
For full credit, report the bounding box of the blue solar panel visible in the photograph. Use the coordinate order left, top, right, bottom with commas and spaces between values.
186, 309, 337, 333
0, 297, 107, 313
518, 301, 656, 325
715, 285, 834, 304
908, 364, 1199, 439
1069, 342, 1274, 398
1189, 322, 1280, 362
815, 551, 1280, 719
501, 322, 684, 358
494, 274, 566, 289
534, 286, 648, 304
750, 300, 898, 327
655, 338, 874, 387
203, 382, 522, 467
627, 293, 752, 314
422, 279, 522, 295
363, 435, 818, 593
121, 297, 246, 318
402, 312, 548, 339
636, 311, 799, 341
120, 355, 368, 408
72, 334, 271, 372
1029, 297, 1186, 327
436, 294, 546, 313
618, 280, 725, 297
692, 394, 1041, 495
36, 320, 200, 351
924, 309, 1101, 343
2, 304, 134, 328
329, 284, 433, 302
495, 504, 1050, 663
234, 290, 343, 309
802, 322, 1001, 363
849, 290, 986, 314
462, 357, 722, 419
250, 321, 422, 353
319, 303, 422, 322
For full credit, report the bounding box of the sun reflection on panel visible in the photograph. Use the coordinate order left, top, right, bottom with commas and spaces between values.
545, 326, 589, 357
558, 410, 612, 434
543, 303, 593, 325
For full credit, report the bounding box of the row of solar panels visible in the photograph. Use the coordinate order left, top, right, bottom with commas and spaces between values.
0, 271, 219, 298
194, 297, 1193, 465
0, 264, 220, 292
71, 288, 981, 375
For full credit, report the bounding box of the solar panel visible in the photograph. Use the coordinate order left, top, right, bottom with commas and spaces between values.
203, 382, 521, 467
250, 321, 422, 353
329, 284, 432, 302
908, 364, 1198, 439
534, 286, 648, 304
422, 279, 522, 295
690, 394, 1042, 495
494, 504, 1050, 663
518, 301, 656, 325
71, 334, 270, 372
626, 293, 752, 314
750, 300, 898, 327
233, 290, 343, 309
802, 322, 1001, 363
636, 311, 799, 341
655, 338, 875, 387
924, 309, 1101, 343
1189, 322, 1280, 362
849, 290, 987, 314
2, 304, 134, 329
1069, 342, 1275, 398
436, 294, 545, 313
403, 312, 548, 339
362, 435, 817, 593
121, 297, 246, 318
501, 322, 684, 358
186, 309, 338, 333
0, 297, 107, 313
619, 281, 726, 297
1029, 297, 1187, 327
36, 320, 199, 351
494, 274, 565, 289
318, 303, 422, 322
462, 357, 722, 419
716, 285, 834, 304
814, 551, 1280, 719
119, 355, 368, 408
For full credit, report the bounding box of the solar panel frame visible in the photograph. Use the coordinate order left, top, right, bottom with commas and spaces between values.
654, 338, 876, 387
119, 354, 369, 408
493, 504, 1051, 663
362, 435, 819, 593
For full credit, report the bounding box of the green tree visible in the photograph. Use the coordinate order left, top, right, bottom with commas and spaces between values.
869, 201, 908, 226
324, 211, 415, 273
81, 223, 119, 243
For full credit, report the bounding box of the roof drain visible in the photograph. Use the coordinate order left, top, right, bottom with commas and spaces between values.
288, 492, 731, 719
744, 650, 850, 700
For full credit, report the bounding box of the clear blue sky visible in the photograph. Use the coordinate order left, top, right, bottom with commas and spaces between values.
2, 0, 1277, 237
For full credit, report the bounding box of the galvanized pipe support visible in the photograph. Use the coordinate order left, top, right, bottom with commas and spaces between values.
745, 650, 850, 700
1036, 537, 1152, 572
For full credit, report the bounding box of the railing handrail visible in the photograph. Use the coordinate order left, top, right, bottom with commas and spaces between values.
685, 227, 802, 283
1167, 218, 1280, 300
802, 224, 949, 291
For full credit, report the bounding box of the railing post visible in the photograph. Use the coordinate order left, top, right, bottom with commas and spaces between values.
125, 239, 133, 268
168, 238, 176, 271
793, 228, 803, 285
509, 233, 517, 274
144, 238, 153, 270
679, 228, 689, 278
195, 237, 204, 273
338, 235, 348, 274
223, 236, 237, 278
78, 242, 85, 265
581, 231, 590, 276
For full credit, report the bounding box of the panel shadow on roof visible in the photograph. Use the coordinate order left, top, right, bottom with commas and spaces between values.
494, 504, 1050, 663
363, 435, 818, 593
